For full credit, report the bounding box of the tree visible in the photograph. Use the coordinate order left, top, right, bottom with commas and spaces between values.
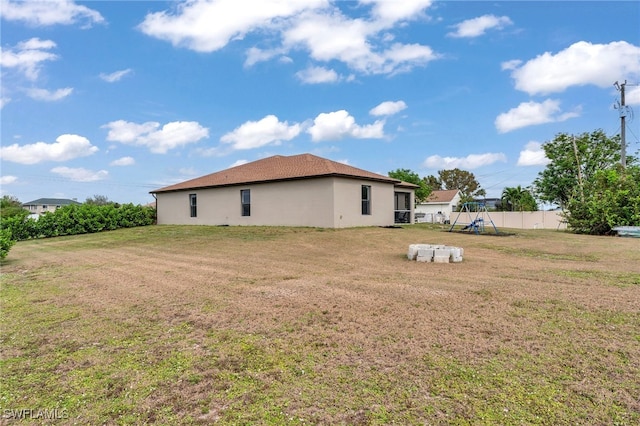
565, 165, 640, 234
533, 130, 622, 208
0, 195, 27, 219
422, 175, 442, 192
438, 168, 485, 203
388, 169, 431, 202
85, 195, 112, 206
501, 186, 538, 211
534, 129, 639, 234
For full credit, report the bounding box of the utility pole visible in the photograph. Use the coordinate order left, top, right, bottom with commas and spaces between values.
614, 80, 627, 168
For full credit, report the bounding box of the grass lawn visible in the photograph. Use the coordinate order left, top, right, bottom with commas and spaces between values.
1, 224, 639, 424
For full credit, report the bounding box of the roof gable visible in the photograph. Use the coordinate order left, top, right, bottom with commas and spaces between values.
152, 154, 402, 193
424, 189, 460, 203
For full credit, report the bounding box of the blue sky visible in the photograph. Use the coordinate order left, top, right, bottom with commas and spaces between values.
1, 0, 639, 206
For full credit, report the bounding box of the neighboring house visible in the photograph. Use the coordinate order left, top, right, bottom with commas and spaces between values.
22, 198, 81, 217
151, 154, 417, 228
415, 189, 461, 223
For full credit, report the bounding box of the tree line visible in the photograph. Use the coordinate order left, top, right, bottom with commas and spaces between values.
388, 129, 639, 234
388, 167, 536, 211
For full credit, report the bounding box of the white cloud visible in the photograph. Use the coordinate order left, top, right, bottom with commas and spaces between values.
517, 141, 549, 166
51, 167, 108, 182
229, 159, 249, 168
110, 156, 135, 166
0, 0, 104, 27
361, 0, 433, 25
244, 47, 284, 67
0, 97, 10, 108
26, 87, 73, 101
0, 38, 58, 80
103, 120, 209, 154
501, 59, 522, 71
0, 176, 18, 185
220, 115, 301, 150
296, 66, 339, 84
506, 41, 640, 95
139, 0, 439, 76
307, 110, 385, 141
495, 99, 580, 133
0, 134, 98, 164
138, 0, 325, 53
370, 100, 407, 116
284, 13, 439, 75
100, 69, 133, 83
447, 14, 512, 38
423, 153, 507, 169
626, 86, 640, 105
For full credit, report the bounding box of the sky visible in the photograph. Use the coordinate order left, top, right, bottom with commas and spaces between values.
1, 0, 639, 206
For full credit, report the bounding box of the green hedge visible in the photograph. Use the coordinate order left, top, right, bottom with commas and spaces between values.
0, 228, 15, 259
0, 203, 156, 241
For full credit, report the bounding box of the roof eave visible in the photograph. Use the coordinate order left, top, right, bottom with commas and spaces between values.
151, 173, 400, 194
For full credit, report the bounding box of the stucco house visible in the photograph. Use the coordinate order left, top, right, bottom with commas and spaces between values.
151, 154, 417, 228
415, 189, 461, 223
22, 198, 81, 217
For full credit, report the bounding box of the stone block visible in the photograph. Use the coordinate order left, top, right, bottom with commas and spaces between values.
407, 244, 419, 260
409, 244, 463, 263
450, 247, 463, 262
433, 248, 450, 263
416, 248, 434, 262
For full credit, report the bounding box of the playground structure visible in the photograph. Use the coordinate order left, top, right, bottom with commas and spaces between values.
448, 202, 500, 235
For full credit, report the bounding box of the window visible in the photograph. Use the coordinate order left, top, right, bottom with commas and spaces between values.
241, 189, 250, 216
189, 194, 197, 217
361, 185, 371, 215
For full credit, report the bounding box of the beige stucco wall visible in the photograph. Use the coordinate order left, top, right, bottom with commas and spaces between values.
488, 211, 567, 230
332, 178, 396, 227
155, 176, 405, 228
448, 210, 567, 230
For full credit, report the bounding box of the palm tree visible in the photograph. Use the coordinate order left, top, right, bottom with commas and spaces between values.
501, 186, 538, 211
501, 186, 521, 211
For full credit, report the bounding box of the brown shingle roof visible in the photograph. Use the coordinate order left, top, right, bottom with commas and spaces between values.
424, 189, 460, 203
152, 154, 406, 193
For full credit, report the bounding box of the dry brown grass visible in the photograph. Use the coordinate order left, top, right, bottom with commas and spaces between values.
1, 225, 639, 424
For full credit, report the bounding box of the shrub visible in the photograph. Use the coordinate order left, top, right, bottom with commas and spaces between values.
0, 228, 16, 259
0, 203, 156, 241
565, 165, 640, 234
